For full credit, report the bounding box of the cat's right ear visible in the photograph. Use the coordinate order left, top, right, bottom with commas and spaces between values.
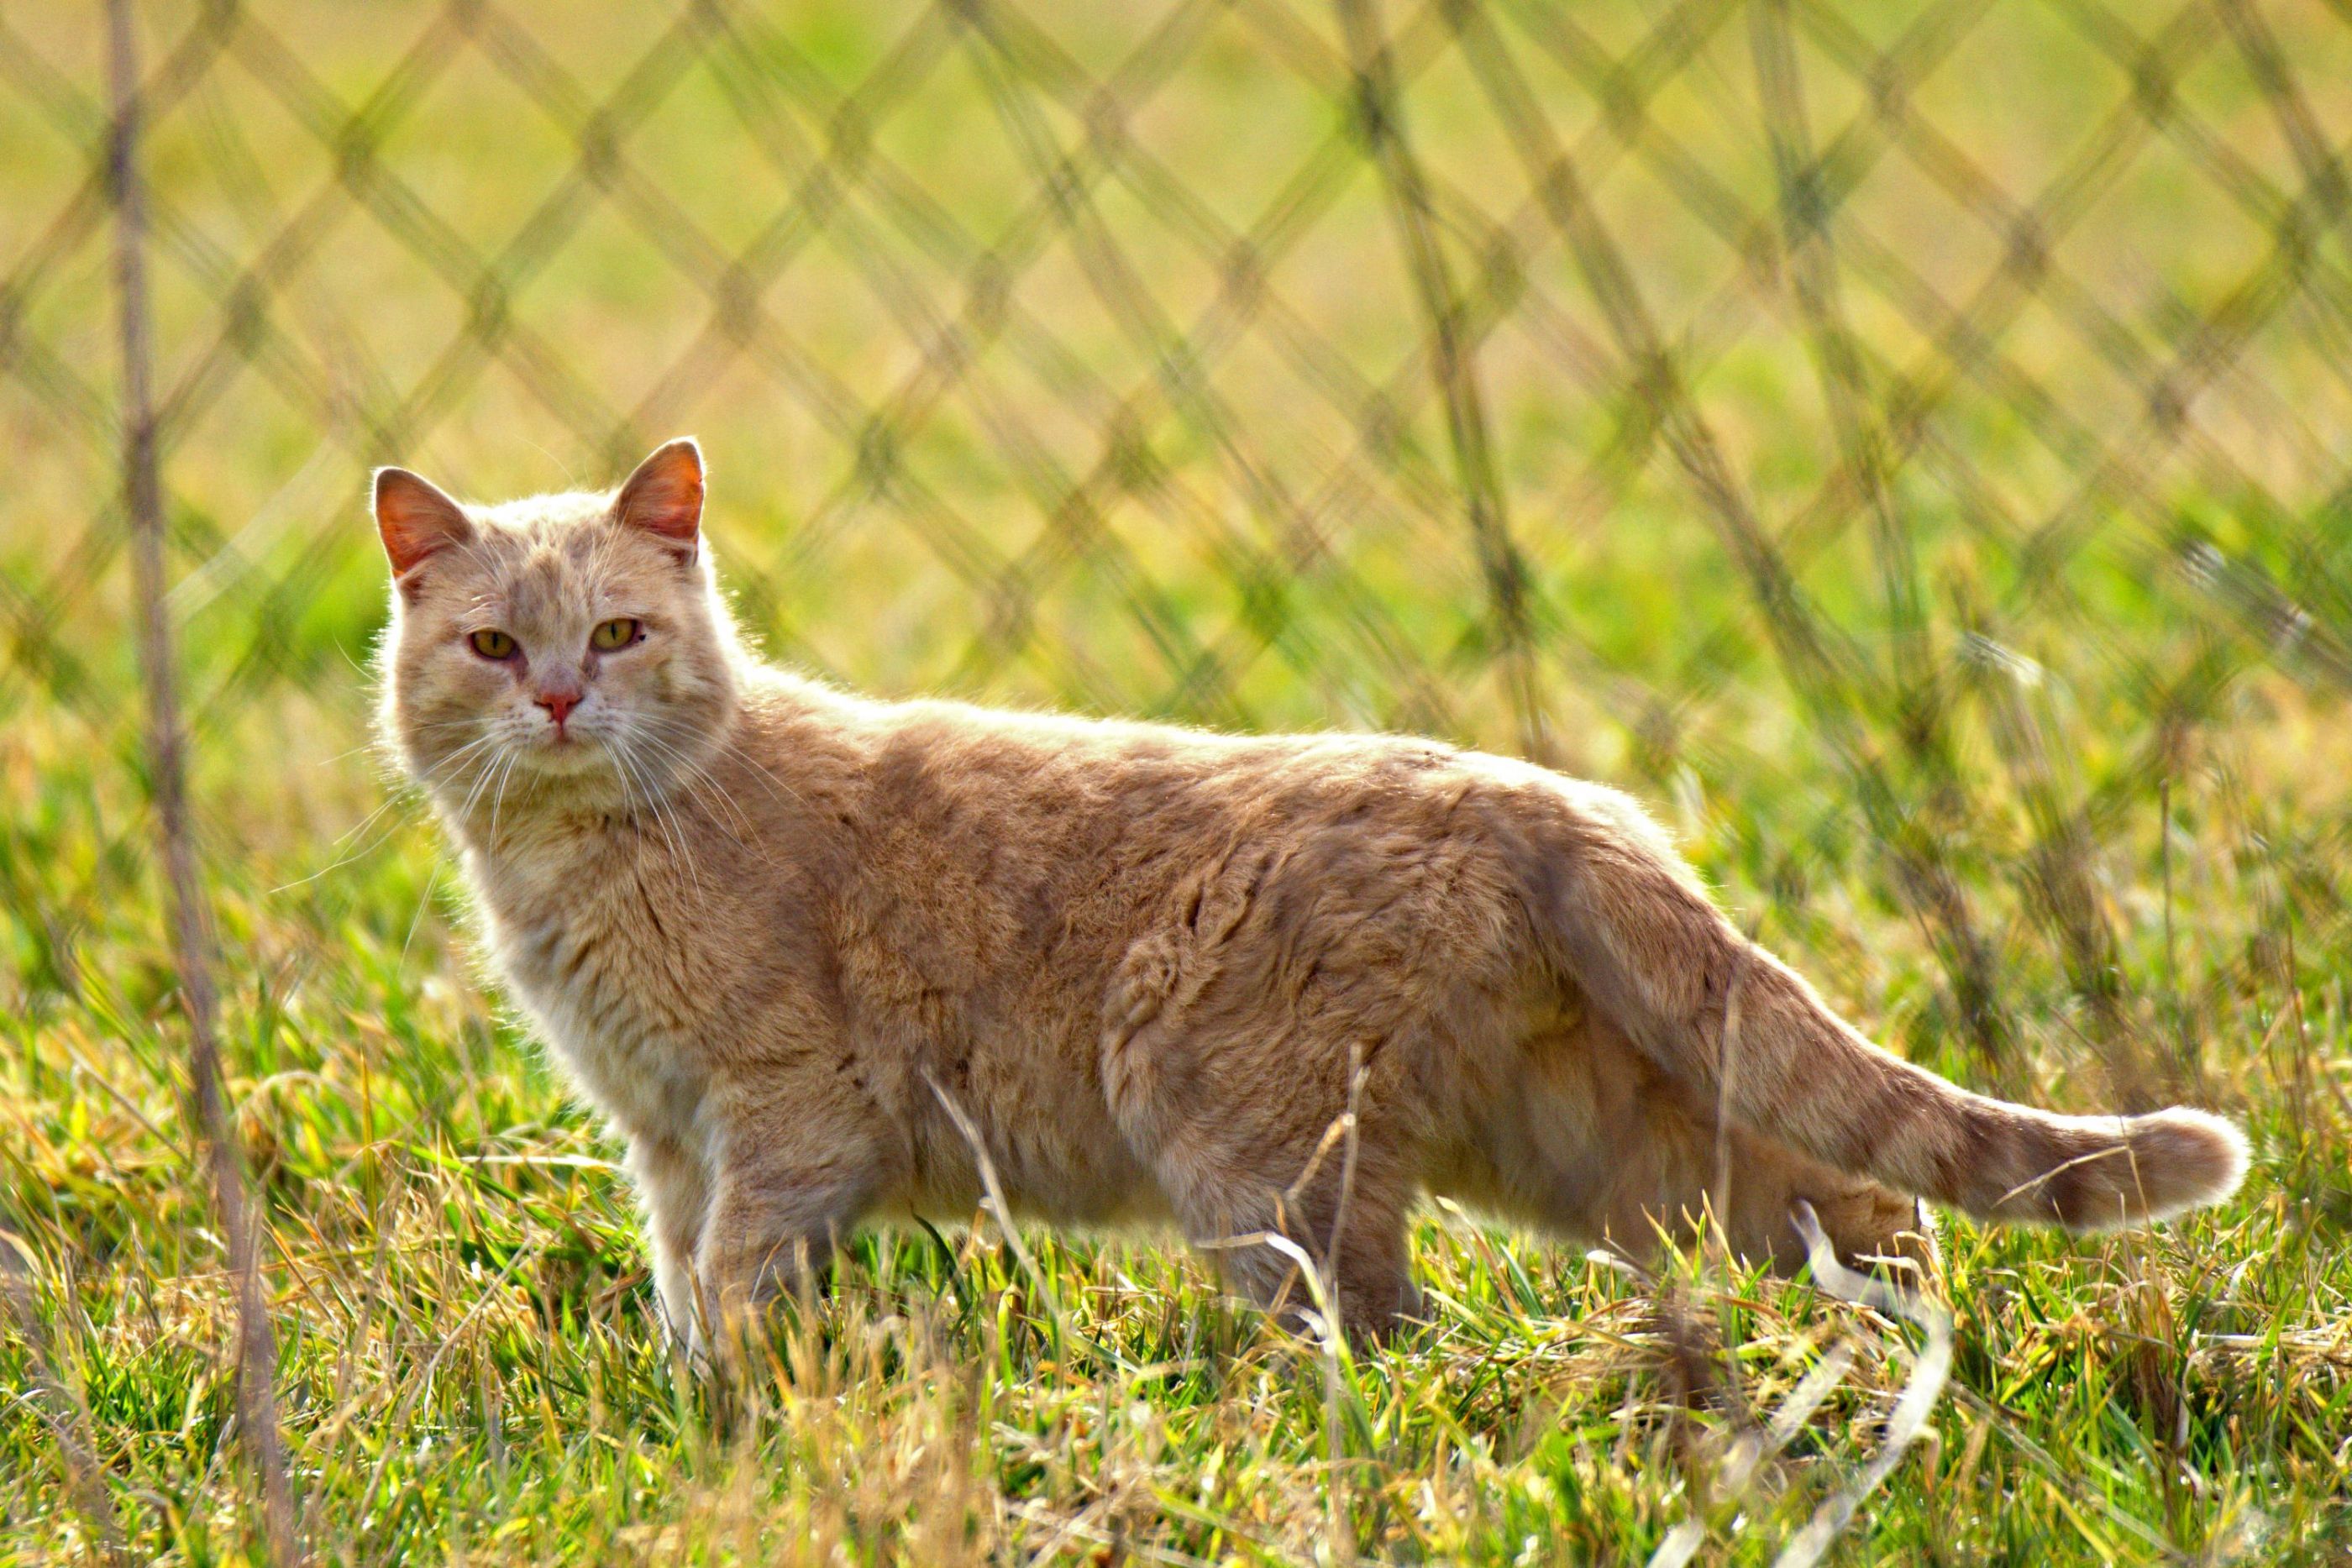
373, 467, 472, 596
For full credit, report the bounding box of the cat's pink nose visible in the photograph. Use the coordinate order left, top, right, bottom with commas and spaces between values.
535, 690, 579, 727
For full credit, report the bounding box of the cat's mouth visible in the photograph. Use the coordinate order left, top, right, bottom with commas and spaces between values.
515, 722, 609, 775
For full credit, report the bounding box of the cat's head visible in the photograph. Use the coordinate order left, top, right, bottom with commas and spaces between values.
373, 438, 740, 822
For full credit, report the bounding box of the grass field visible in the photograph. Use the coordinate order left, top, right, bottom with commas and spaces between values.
8, 0, 2352, 1561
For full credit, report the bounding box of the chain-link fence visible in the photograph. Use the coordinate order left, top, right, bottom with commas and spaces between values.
13, 0, 2350, 749
16, 0, 2352, 1031
7, 0, 2352, 1551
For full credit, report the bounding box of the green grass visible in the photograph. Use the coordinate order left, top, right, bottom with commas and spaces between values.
7, 671, 2351, 1564
8, 0, 2352, 1560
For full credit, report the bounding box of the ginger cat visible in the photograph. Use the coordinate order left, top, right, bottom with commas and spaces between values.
374, 438, 2247, 1349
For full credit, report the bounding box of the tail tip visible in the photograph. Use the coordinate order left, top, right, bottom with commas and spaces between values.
2083, 1106, 2250, 1228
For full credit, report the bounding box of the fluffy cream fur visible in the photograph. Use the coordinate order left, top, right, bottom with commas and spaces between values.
375, 439, 2249, 1349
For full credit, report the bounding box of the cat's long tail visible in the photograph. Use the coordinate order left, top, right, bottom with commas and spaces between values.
1530, 785, 2247, 1229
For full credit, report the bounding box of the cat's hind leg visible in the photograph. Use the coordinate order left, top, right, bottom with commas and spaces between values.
1583, 1117, 1934, 1277
1466, 1013, 1931, 1276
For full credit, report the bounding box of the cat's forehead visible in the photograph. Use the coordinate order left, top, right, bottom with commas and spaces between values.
455, 491, 654, 616
475, 487, 614, 540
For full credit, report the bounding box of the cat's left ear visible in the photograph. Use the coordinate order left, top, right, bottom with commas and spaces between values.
613, 437, 704, 559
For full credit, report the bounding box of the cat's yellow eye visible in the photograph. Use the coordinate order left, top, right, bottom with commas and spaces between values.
591, 617, 641, 653
468, 628, 517, 659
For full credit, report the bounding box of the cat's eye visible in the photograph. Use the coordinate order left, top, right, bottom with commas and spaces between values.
468, 628, 517, 659
591, 617, 642, 653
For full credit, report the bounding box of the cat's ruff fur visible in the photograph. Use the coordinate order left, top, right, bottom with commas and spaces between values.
375, 438, 2249, 1348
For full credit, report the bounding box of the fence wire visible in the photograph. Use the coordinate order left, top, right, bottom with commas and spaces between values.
4, 0, 2351, 1067
7, 0, 2352, 1052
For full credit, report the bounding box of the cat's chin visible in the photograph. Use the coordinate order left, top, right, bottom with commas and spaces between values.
515, 735, 612, 779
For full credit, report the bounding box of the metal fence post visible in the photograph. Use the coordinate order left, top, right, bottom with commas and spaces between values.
105, 2, 302, 1561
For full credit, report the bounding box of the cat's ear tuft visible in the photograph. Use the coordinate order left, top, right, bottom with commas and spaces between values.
373, 467, 473, 584
613, 438, 704, 554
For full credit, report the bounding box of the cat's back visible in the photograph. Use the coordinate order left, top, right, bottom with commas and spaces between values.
790, 684, 1557, 999
824, 690, 1484, 889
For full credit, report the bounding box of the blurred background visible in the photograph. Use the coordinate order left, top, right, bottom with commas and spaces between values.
13, 0, 2352, 1096
7, 0, 2352, 1559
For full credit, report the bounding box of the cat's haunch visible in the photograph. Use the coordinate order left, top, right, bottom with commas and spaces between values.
375, 438, 2247, 1350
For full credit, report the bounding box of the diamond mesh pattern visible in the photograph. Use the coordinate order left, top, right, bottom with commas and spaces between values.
8, 0, 2352, 1075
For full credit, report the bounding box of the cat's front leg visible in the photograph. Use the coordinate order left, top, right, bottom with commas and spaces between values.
625, 1135, 711, 1360
690, 1081, 892, 1358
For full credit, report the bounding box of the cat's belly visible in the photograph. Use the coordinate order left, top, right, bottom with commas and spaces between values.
898, 1049, 1173, 1231
987, 1122, 1175, 1230
900, 1161, 1176, 1232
